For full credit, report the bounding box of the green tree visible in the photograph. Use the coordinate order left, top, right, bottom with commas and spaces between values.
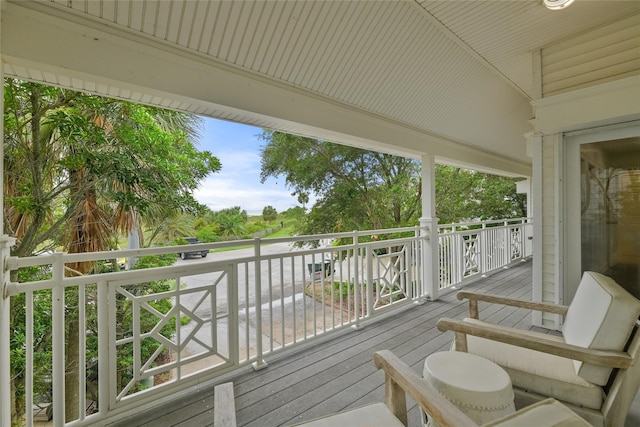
146, 214, 197, 246
4, 79, 221, 424
262, 205, 278, 223
195, 224, 220, 242
4, 80, 221, 259
217, 213, 246, 237
435, 166, 526, 224
213, 206, 248, 222
205, 206, 248, 238
259, 131, 526, 236
260, 131, 421, 235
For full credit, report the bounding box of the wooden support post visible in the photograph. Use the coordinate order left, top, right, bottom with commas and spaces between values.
214, 382, 237, 427
384, 374, 408, 426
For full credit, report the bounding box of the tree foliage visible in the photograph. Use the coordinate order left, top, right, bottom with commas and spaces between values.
259, 131, 526, 235
262, 205, 278, 223
146, 214, 197, 246
435, 166, 526, 224
203, 206, 248, 238
4, 79, 221, 259
216, 213, 247, 237
260, 131, 421, 234
4, 79, 221, 424
213, 206, 248, 222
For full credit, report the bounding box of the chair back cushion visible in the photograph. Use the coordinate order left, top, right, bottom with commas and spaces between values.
562, 271, 640, 385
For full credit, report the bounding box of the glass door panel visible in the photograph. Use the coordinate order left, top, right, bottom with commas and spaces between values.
580, 138, 640, 297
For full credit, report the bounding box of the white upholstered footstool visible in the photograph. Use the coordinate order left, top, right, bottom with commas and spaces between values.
423, 351, 515, 427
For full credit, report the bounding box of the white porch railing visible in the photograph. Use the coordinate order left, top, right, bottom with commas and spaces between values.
2, 219, 531, 426
437, 218, 533, 291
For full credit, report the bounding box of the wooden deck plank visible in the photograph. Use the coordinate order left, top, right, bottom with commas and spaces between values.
116, 389, 214, 427
237, 262, 535, 426
286, 281, 532, 425
110, 261, 535, 427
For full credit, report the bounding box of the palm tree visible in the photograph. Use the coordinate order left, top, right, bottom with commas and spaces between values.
146, 214, 197, 246
218, 213, 247, 237
4, 79, 219, 423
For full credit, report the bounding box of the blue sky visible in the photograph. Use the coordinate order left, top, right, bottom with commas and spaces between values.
193, 118, 300, 215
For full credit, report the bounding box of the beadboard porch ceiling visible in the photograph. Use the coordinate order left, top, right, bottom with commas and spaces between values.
2, 1, 639, 176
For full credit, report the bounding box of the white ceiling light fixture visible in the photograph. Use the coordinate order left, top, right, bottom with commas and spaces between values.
544, 0, 576, 10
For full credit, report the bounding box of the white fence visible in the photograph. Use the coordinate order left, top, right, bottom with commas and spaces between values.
2, 219, 531, 426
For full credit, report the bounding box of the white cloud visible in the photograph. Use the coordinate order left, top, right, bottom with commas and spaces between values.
216, 150, 261, 175
195, 176, 298, 213
194, 118, 303, 214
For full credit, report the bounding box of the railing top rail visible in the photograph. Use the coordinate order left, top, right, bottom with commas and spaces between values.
9, 229, 427, 292
13, 241, 251, 268
256, 234, 423, 261
7, 257, 245, 295
9, 219, 526, 273
13, 226, 426, 270
259, 225, 425, 245
10, 218, 533, 283
438, 217, 531, 230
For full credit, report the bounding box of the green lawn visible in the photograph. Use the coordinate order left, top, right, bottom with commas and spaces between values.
208, 222, 296, 253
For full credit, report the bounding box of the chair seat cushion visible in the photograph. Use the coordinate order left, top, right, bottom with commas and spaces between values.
463, 319, 604, 410
486, 398, 591, 427
288, 403, 405, 427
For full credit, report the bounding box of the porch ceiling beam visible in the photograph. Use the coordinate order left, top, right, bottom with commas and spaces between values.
2, 1, 531, 177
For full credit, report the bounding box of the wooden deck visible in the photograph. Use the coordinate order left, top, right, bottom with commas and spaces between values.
109, 260, 640, 427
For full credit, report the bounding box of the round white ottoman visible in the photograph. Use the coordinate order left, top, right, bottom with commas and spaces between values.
422, 351, 515, 427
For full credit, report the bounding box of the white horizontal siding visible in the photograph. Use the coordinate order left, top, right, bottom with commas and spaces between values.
542, 14, 640, 97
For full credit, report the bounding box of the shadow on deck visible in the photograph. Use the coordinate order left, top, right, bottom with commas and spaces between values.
110, 260, 640, 427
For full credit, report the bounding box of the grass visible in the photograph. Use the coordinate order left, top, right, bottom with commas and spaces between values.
306, 280, 359, 302
208, 221, 297, 253
209, 242, 253, 253
264, 224, 296, 238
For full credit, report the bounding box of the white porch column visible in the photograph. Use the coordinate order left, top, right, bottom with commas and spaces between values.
516, 177, 533, 258
0, 1, 10, 423
0, 236, 14, 427
420, 154, 440, 301
530, 133, 544, 327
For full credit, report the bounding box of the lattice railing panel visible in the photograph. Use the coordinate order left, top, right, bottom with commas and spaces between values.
110, 268, 233, 404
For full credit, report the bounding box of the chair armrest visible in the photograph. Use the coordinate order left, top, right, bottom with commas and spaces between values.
436, 318, 632, 369
372, 350, 477, 427
214, 382, 237, 427
457, 291, 569, 319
